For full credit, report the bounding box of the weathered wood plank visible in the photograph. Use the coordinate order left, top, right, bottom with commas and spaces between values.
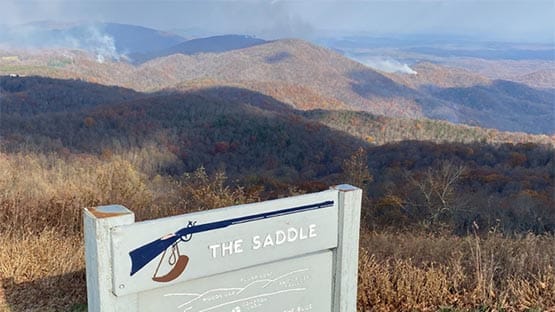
332, 184, 362, 312
138, 251, 333, 312
111, 190, 338, 296
84, 205, 138, 312
83, 185, 362, 312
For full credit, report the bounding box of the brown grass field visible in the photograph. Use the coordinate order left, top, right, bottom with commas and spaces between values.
1, 152, 554, 311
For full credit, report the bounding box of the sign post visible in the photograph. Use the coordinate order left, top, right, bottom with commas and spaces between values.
332, 184, 363, 312
84, 185, 362, 312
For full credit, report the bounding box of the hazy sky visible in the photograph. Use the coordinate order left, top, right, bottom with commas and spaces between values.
2, 0, 554, 42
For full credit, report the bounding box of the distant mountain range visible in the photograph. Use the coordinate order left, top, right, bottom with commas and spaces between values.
0, 22, 266, 63
0, 22, 186, 56
129, 34, 267, 64
1, 22, 553, 134
405, 46, 555, 61
510, 69, 555, 89
1, 76, 551, 173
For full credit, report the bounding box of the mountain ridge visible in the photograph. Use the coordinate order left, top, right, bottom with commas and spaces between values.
2, 76, 552, 146
130, 34, 267, 64
1, 37, 553, 134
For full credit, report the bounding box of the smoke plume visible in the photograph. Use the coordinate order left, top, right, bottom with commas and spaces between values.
358, 57, 417, 75
0, 23, 125, 63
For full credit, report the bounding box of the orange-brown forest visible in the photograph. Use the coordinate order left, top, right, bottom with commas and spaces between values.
1, 73, 553, 311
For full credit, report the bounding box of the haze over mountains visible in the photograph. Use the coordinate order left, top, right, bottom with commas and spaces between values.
129, 34, 267, 64
0, 22, 185, 56
0, 22, 553, 135
1, 4, 554, 310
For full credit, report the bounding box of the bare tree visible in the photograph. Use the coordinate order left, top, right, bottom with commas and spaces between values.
406, 160, 466, 228
342, 147, 373, 190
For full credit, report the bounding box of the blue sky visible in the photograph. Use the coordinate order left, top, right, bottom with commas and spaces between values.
1, 0, 554, 42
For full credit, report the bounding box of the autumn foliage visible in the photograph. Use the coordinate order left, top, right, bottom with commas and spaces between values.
0, 76, 553, 311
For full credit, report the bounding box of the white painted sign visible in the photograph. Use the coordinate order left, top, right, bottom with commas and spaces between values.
138, 251, 333, 312
111, 190, 338, 296
84, 184, 362, 312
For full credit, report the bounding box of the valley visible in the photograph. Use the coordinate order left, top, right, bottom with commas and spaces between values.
0, 19, 554, 312
2, 33, 553, 134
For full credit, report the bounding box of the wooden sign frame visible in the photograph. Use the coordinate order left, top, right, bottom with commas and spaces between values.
84, 184, 361, 312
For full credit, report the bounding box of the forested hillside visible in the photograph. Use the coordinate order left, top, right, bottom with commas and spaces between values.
303, 110, 554, 145
1, 73, 554, 311
1, 75, 553, 235
1, 10, 554, 311
130, 34, 267, 64
2, 38, 553, 134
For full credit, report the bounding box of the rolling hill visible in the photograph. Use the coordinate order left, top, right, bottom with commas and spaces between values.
2, 77, 553, 235
0, 75, 142, 115
0, 22, 186, 56
135, 39, 445, 122
441, 58, 555, 89
511, 69, 555, 89
428, 79, 555, 134
1, 76, 552, 157
1, 24, 554, 312
102, 23, 187, 54
130, 35, 267, 64
0, 77, 363, 177
1, 37, 553, 134
385, 62, 555, 134
385, 62, 490, 89
1, 76, 552, 237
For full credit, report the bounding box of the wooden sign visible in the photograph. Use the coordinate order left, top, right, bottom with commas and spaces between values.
138, 251, 333, 312
84, 184, 361, 312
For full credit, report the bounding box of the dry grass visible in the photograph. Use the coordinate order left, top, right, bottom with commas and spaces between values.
0, 151, 262, 311
1, 151, 554, 311
3, 231, 552, 312
0, 230, 85, 312
358, 231, 555, 311
0, 151, 158, 311
0, 152, 156, 235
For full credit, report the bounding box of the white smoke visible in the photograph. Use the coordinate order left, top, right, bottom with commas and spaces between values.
357, 57, 417, 75
64, 25, 122, 63
84, 26, 121, 63
0, 23, 125, 63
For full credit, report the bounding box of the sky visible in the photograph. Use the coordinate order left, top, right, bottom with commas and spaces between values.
1, 0, 554, 42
